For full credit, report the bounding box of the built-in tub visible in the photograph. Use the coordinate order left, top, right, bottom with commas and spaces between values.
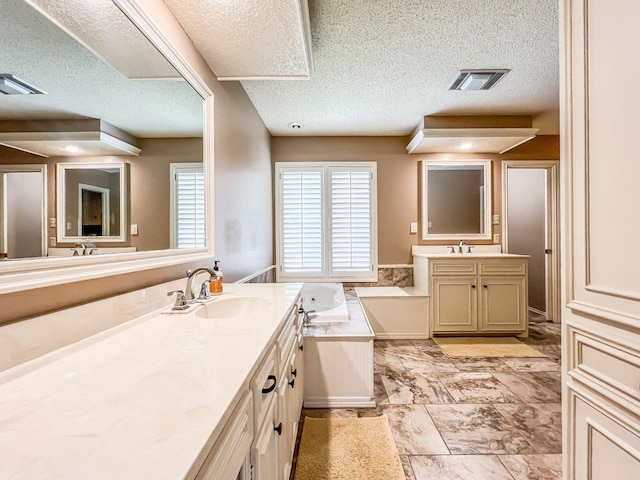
300, 283, 349, 323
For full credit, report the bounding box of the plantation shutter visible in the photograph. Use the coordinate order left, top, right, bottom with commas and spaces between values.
329, 168, 373, 274
175, 166, 205, 248
280, 169, 323, 274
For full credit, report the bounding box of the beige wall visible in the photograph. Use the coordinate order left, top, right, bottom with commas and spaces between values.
271, 135, 559, 265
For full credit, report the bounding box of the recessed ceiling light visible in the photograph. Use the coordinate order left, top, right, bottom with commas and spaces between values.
460, 142, 473, 150
64, 145, 80, 153
0, 74, 46, 95
288, 122, 303, 129
449, 69, 509, 91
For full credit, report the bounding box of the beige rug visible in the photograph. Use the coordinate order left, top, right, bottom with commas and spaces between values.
433, 336, 546, 358
294, 415, 405, 480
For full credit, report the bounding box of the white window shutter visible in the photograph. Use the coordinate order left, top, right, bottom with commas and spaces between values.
329, 169, 372, 274
175, 167, 205, 248
281, 169, 323, 274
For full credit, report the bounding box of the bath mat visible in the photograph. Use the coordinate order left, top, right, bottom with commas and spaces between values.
294, 415, 405, 480
433, 336, 546, 358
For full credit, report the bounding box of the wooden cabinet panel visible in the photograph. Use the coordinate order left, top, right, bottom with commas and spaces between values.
251, 398, 278, 480
479, 277, 527, 332
432, 277, 477, 333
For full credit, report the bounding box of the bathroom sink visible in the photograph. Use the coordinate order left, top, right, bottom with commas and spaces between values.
196, 296, 272, 319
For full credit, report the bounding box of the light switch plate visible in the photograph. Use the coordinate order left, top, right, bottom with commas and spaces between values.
131, 224, 138, 235
410, 222, 418, 233
492, 214, 500, 225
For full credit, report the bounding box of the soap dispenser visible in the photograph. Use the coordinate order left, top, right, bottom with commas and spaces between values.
210, 260, 223, 295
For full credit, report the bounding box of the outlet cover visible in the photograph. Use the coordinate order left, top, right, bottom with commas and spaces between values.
493, 233, 500, 243
50, 236, 56, 247
410, 222, 418, 233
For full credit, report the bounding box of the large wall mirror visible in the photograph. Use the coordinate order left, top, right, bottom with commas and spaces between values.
421, 160, 492, 240
0, 0, 214, 293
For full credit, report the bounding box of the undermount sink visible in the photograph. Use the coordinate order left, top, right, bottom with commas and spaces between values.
196, 296, 272, 319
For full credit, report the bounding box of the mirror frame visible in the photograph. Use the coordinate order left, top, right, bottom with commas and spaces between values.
56, 162, 127, 243
0, 0, 214, 295
421, 159, 492, 241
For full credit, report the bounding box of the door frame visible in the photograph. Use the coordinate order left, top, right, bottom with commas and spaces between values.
0, 164, 48, 258
501, 160, 561, 323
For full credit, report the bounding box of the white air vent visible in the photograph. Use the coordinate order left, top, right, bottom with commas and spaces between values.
0, 74, 45, 95
449, 69, 509, 91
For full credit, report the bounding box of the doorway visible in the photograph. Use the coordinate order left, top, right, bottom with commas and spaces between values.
502, 161, 560, 323
0, 165, 47, 259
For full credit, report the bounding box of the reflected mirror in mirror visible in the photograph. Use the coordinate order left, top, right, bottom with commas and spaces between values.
421, 160, 492, 240
57, 163, 126, 242
0, 0, 204, 261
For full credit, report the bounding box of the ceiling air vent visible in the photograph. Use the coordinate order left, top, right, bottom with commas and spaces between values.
0, 74, 45, 95
449, 69, 509, 91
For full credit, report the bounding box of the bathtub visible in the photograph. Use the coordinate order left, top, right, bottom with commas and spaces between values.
300, 283, 349, 323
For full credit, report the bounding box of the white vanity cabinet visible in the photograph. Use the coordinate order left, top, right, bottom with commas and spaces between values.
251, 301, 304, 480
416, 255, 528, 336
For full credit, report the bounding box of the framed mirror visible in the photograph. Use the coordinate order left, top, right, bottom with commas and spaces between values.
56, 163, 127, 243
421, 160, 492, 240
0, 0, 214, 294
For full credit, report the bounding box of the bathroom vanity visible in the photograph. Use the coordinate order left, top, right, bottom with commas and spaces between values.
414, 251, 529, 337
0, 283, 304, 480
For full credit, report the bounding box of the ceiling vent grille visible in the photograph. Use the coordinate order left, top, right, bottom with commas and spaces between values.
449, 69, 509, 91
0, 74, 45, 95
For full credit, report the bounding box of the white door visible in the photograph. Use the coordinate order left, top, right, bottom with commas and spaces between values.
562, 0, 640, 478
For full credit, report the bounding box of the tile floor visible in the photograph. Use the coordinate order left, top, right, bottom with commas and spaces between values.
293, 316, 562, 480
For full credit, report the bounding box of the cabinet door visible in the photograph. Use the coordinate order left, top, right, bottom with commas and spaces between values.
478, 276, 527, 333
251, 398, 278, 480
431, 276, 477, 333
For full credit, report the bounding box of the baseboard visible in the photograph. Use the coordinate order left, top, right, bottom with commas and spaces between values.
374, 333, 430, 340
303, 396, 376, 408
528, 307, 547, 317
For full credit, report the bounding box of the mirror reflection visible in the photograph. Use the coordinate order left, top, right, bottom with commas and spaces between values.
0, 0, 203, 260
421, 160, 492, 240
58, 163, 126, 242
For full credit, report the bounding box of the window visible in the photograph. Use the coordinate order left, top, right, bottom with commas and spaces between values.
276, 162, 377, 281
170, 163, 205, 248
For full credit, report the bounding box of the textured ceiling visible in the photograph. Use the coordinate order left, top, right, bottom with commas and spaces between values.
1, 0, 202, 140
164, 0, 313, 80
238, 0, 560, 136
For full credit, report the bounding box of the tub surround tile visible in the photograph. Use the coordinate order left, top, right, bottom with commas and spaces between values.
437, 372, 521, 404
381, 371, 454, 405
495, 403, 562, 454
499, 454, 563, 480
392, 268, 413, 287
381, 404, 449, 455
426, 404, 537, 455
409, 455, 516, 480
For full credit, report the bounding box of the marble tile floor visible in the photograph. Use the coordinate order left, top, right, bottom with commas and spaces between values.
291, 318, 562, 480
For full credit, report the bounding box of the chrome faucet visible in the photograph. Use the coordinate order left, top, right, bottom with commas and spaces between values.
298, 307, 316, 326
185, 267, 216, 301
458, 240, 466, 253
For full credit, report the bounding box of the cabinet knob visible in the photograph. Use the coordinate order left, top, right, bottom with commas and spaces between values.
291, 368, 297, 378
274, 422, 283, 435
483, 284, 488, 289
471, 284, 476, 289
288, 378, 295, 388
299, 344, 304, 351
261, 374, 277, 394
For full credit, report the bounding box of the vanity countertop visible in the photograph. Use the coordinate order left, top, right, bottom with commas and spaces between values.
413, 253, 529, 259
0, 282, 302, 480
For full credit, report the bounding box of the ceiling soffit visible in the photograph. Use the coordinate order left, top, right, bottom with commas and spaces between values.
163, 0, 313, 80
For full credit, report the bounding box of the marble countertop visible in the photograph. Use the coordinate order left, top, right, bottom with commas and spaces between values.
413, 253, 529, 259
303, 288, 374, 338
0, 282, 302, 480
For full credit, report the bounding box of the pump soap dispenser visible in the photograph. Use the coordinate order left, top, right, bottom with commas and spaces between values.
210, 260, 223, 295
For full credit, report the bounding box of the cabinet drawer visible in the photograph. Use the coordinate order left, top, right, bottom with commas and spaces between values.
197, 391, 253, 480
430, 261, 477, 276
480, 260, 526, 276
250, 346, 278, 431
574, 332, 640, 405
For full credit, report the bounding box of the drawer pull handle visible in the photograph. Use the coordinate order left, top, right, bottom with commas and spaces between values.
261, 375, 277, 394
288, 378, 295, 388
291, 368, 297, 378
274, 422, 283, 435
299, 344, 304, 351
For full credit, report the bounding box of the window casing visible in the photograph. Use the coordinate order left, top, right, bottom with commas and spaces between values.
276, 162, 377, 282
